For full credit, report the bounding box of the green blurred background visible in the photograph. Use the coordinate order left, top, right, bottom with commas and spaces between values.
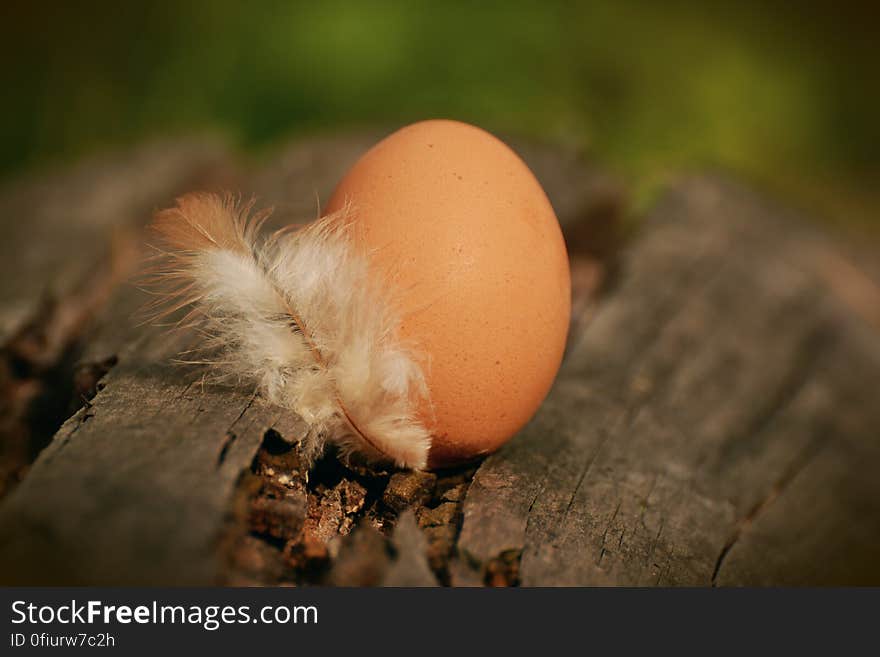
2, 0, 877, 231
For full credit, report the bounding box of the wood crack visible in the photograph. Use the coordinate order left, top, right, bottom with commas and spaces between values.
711, 434, 828, 586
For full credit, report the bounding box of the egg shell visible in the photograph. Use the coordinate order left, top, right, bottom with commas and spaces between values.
325, 120, 570, 467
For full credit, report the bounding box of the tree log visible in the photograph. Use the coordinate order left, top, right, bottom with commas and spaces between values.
454, 177, 880, 586
0, 134, 876, 586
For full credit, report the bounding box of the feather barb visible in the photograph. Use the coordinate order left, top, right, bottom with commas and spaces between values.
144, 192, 432, 469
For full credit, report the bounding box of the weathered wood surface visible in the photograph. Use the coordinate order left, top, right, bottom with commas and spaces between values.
0, 131, 618, 585
0, 131, 877, 586
0, 139, 229, 498
454, 177, 880, 586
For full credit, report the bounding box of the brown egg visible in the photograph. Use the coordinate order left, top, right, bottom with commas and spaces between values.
325, 120, 570, 468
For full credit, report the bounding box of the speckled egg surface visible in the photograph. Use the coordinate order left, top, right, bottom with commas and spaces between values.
325, 120, 570, 467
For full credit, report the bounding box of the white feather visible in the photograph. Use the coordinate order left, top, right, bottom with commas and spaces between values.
147, 193, 431, 469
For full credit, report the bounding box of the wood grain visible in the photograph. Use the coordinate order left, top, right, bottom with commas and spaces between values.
454, 177, 880, 586
1, 134, 876, 586
0, 132, 617, 584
